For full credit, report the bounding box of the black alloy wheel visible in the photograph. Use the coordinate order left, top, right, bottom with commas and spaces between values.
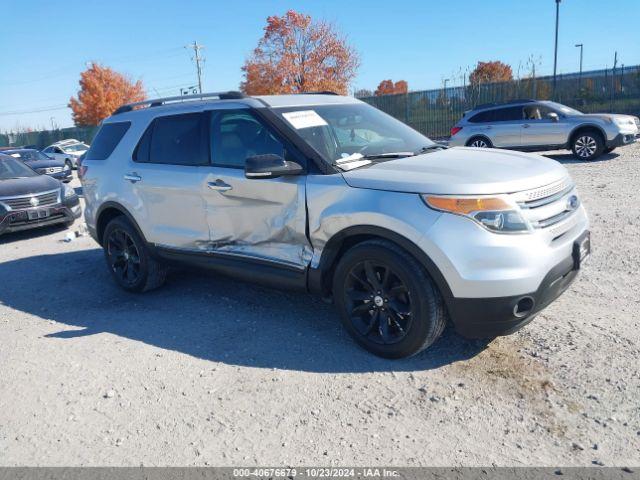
345, 260, 413, 345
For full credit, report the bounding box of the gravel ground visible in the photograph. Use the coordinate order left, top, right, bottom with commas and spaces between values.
0, 144, 639, 467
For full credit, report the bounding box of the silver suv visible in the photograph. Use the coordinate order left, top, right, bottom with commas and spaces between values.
449, 99, 639, 160
81, 92, 590, 358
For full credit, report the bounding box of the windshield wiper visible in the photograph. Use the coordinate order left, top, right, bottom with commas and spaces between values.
360, 152, 415, 160
414, 144, 447, 155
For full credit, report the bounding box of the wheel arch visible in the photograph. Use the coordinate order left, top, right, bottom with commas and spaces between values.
308, 225, 454, 304
95, 201, 148, 247
568, 124, 607, 145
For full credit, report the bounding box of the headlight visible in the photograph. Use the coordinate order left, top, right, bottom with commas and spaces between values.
63, 183, 76, 198
613, 117, 633, 127
422, 195, 531, 233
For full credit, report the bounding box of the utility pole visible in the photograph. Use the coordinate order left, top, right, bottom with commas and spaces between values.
553, 0, 561, 98
575, 43, 583, 89
611, 51, 618, 110
185, 41, 205, 94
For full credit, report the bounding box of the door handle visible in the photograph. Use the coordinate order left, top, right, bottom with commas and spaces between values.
124, 173, 142, 183
207, 180, 232, 192
523, 124, 531, 128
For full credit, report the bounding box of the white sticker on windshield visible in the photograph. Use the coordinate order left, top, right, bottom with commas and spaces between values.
282, 110, 328, 129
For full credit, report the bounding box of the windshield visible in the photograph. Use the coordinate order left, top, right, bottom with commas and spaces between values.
7, 150, 50, 161
0, 156, 38, 179
64, 143, 89, 152
275, 103, 435, 166
547, 102, 583, 116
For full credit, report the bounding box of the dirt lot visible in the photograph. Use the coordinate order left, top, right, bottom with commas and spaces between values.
0, 144, 639, 467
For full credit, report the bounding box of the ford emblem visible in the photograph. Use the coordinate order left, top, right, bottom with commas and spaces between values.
567, 195, 579, 210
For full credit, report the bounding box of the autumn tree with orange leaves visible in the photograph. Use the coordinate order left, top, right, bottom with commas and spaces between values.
241, 10, 359, 95
468, 61, 513, 85
374, 79, 408, 96
69, 63, 145, 126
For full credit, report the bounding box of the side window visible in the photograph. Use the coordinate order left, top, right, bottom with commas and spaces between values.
493, 107, 523, 122
524, 105, 555, 120
469, 110, 493, 123
210, 110, 286, 168
54, 147, 63, 154
85, 122, 130, 160
137, 113, 207, 166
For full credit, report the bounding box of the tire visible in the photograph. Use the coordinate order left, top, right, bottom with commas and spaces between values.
466, 136, 493, 148
572, 130, 604, 160
102, 216, 168, 293
65, 159, 73, 170
332, 239, 446, 358
603, 146, 616, 154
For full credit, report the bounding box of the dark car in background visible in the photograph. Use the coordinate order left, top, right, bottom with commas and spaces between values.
3, 148, 72, 183
0, 153, 81, 236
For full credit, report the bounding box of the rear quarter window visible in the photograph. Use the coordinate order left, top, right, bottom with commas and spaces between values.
85, 122, 131, 160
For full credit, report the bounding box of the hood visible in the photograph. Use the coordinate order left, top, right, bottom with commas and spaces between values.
23, 159, 65, 169
340, 147, 568, 195
0, 173, 61, 198
578, 113, 638, 122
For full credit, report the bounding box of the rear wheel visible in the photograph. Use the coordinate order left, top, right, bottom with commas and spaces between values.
466, 137, 492, 148
333, 240, 446, 358
102, 216, 167, 293
572, 130, 604, 160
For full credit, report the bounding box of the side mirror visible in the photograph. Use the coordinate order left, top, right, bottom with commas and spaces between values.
245, 154, 303, 179
547, 112, 559, 122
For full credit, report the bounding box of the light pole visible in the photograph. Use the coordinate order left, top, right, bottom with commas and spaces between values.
443, 78, 450, 90
575, 43, 583, 89
553, 0, 561, 97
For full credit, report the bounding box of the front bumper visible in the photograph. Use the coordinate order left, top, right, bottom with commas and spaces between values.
448, 230, 590, 338
607, 132, 639, 148
0, 195, 81, 236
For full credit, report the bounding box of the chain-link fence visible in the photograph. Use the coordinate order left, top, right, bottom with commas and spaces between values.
0, 125, 97, 150
359, 65, 640, 139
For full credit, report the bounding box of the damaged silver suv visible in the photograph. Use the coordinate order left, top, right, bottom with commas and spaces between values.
81, 92, 590, 358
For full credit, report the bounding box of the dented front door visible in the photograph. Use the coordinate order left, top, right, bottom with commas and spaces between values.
202, 107, 312, 270
202, 167, 311, 269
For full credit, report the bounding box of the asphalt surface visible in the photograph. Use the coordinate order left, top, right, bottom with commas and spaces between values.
0, 144, 639, 466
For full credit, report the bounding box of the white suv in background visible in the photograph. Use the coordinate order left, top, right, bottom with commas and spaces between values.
80, 92, 590, 358
43, 139, 90, 169
449, 99, 639, 160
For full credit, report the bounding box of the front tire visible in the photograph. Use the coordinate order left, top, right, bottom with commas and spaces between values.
572, 130, 604, 160
332, 240, 446, 358
466, 136, 493, 148
102, 216, 167, 293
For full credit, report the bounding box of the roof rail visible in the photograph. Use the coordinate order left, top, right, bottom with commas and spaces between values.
112, 91, 247, 115
473, 98, 537, 110
302, 91, 339, 95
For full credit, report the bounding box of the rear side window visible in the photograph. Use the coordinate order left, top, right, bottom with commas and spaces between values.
85, 122, 130, 160
468, 111, 493, 123
135, 113, 207, 166
493, 107, 523, 121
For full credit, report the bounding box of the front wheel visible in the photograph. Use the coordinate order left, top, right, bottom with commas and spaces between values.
332, 240, 446, 358
65, 159, 73, 170
572, 130, 604, 160
102, 216, 168, 293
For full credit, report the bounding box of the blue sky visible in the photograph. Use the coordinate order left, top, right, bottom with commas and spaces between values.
1, 0, 638, 131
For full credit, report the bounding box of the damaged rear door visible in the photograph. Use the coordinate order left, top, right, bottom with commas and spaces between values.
202, 108, 312, 270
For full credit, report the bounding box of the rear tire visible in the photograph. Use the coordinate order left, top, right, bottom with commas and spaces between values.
466, 136, 493, 148
102, 216, 167, 293
572, 130, 604, 160
332, 240, 446, 358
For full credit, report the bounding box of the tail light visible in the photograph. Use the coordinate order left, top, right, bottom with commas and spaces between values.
77, 156, 87, 179
450, 126, 462, 137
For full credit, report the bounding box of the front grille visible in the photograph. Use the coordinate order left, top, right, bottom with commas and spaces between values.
37, 167, 64, 174
511, 178, 580, 234
0, 189, 60, 210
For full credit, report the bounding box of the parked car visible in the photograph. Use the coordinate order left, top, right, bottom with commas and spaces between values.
42, 139, 90, 169
3, 148, 72, 183
449, 99, 639, 160
0, 153, 81, 236
81, 92, 590, 358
